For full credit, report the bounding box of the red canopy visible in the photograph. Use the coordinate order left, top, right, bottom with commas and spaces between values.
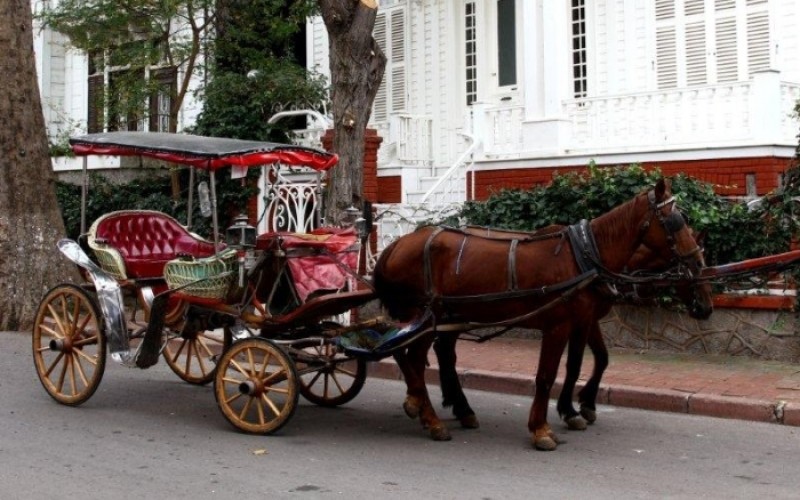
69, 132, 338, 172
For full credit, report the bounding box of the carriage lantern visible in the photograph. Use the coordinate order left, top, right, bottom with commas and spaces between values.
226, 215, 257, 249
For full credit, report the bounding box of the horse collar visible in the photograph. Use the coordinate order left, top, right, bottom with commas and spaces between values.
567, 220, 601, 274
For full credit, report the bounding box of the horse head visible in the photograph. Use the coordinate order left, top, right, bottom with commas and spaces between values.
634, 178, 713, 319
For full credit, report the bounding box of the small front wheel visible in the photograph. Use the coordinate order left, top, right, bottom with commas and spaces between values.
32, 284, 107, 405
214, 338, 299, 434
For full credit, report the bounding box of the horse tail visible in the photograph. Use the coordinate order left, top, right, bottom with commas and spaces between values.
371, 236, 423, 322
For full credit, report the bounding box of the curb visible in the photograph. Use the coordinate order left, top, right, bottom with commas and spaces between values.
366, 359, 797, 427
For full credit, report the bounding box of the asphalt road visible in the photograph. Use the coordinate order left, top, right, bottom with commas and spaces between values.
2, 331, 798, 499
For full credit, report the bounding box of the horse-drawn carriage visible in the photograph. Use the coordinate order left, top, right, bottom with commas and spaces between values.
33, 131, 800, 449
33, 132, 408, 434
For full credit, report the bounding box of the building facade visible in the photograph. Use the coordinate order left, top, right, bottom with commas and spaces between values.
307, 0, 800, 203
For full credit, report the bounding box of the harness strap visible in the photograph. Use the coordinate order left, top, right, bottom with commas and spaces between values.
507, 239, 519, 291
437, 270, 597, 304
423, 227, 445, 298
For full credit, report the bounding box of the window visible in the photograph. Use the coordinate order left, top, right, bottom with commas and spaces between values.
87, 49, 178, 133
372, 6, 406, 123
496, 0, 516, 87
655, 0, 771, 89
465, 1, 477, 105
571, 0, 587, 98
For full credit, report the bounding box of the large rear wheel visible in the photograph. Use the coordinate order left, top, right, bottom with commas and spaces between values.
32, 284, 107, 405
214, 338, 299, 434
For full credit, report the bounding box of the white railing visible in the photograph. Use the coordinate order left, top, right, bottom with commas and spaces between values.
394, 113, 434, 164
477, 104, 525, 156
268, 109, 332, 150
420, 132, 479, 203
565, 82, 756, 151
780, 82, 800, 141
366, 202, 464, 273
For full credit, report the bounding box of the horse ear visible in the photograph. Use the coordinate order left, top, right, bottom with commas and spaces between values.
655, 177, 667, 199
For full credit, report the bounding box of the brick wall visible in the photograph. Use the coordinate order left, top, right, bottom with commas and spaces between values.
468, 156, 794, 201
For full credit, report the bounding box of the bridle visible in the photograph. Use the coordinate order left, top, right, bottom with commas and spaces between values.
638, 190, 704, 276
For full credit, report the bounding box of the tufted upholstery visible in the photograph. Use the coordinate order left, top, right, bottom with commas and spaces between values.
88, 210, 220, 279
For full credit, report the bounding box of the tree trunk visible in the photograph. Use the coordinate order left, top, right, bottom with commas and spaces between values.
0, 0, 78, 330
318, 0, 386, 226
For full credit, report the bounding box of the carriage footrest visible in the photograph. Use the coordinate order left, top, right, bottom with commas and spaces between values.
337, 310, 432, 360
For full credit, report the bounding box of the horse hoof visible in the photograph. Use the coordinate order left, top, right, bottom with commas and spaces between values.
532, 435, 558, 451
403, 399, 420, 419
580, 406, 597, 424
459, 414, 480, 429
564, 415, 588, 431
430, 425, 452, 441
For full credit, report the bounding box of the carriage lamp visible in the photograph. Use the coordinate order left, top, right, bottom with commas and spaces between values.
343, 206, 360, 228
226, 216, 258, 288
226, 215, 257, 249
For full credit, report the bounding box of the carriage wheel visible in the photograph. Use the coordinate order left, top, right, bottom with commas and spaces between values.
214, 338, 299, 434
292, 339, 366, 407
163, 327, 231, 385
32, 284, 107, 406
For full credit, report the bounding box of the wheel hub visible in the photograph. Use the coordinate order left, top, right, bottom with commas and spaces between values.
49, 337, 72, 353
239, 379, 264, 396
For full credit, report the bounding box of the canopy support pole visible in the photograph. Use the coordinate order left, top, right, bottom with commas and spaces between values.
209, 170, 220, 250
80, 156, 88, 234
187, 167, 195, 229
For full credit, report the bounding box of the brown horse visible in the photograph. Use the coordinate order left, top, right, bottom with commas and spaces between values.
372, 178, 712, 450
432, 225, 711, 435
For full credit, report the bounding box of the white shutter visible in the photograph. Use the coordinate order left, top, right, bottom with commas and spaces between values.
370, 7, 405, 123
715, 0, 736, 11
684, 0, 705, 16
389, 9, 406, 113
686, 22, 707, 85
715, 17, 738, 82
747, 10, 770, 74
656, 26, 677, 89
655, 0, 674, 20
372, 13, 388, 122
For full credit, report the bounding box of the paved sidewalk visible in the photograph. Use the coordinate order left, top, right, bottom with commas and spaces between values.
368, 336, 800, 426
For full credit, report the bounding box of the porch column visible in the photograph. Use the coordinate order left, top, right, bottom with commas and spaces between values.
521, 0, 572, 153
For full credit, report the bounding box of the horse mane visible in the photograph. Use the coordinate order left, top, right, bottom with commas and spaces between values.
589, 190, 650, 272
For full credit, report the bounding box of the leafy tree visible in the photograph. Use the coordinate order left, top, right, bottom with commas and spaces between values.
37, 0, 216, 130
0, 0, 78, 330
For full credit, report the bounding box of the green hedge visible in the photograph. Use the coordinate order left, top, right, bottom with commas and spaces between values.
459, 162, 800, 267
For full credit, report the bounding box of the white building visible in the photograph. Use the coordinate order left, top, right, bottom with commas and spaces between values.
33, 0, 800, 202
308, 0, 800, 203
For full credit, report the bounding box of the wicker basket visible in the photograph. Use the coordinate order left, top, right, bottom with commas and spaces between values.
164, 249, 238, 299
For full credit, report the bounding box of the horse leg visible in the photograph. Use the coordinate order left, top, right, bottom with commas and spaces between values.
394, 336, 451, 441
577, 322, 608, 424
529, 325, 570, 451
557, 327, 589, 431
393, 348, 422, 419
433, 334, 479, 429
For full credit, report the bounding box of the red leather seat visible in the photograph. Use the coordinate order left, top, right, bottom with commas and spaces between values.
89, 210, 219, 279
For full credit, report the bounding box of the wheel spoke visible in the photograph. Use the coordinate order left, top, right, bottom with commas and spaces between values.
194, 342, 209, 377
305, 371, 323, 390
183, 341, 194, 375
330, 372, 347, 396
333, 365, 359, 378
73, 347, 98, 366
224, 391, 244, 405
73, 334, 100, 348
46, 304, 67, 338
170, 338, 189, 363
239, 396, 253, 420
44, 352, 65, 378
73, 353, 90, 390
229, 358, 250, 378
261, 393, 282, 417
38, 322, 60, 339
69, 299, 81, 336
255, 396, 266, 425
